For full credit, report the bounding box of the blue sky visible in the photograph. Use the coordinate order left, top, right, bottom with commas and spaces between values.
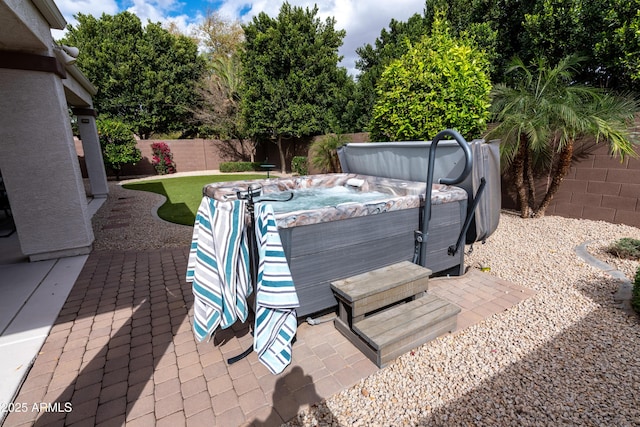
52, 0, 425, 75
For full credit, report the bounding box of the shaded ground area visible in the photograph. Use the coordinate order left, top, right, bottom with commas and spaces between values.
4, 249, 378, 426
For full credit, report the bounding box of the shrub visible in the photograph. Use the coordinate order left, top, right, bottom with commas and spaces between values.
97, 118, 141, 180
151, 142, 176, 175
607, 237, 640, 260
219, 161, 262, 173
369, 14, 491, 142
633, 266, 640, 313
310, 134, 349, 173
291, 156, 308, 176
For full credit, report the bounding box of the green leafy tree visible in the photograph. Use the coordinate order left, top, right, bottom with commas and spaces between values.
59, 12, 206, 139
601, 0, 640, 89
522, 0, 640, 91
487, 55, 638, 218
240, 2, 348, 173
600, 1, 640, 90
194, 55, 259, 161
354, 1, 497, 131
97, 118, 141, 180
326, 69, 359, 134
423, 0, 499, 71
355, 13, 431, 130
369, 16, 492, 141
420, 0, 535, 80
521, 0, 587, 63
420, 0, 640, 91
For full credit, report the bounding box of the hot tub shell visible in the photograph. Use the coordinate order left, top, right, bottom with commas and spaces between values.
204, 173, 467, 317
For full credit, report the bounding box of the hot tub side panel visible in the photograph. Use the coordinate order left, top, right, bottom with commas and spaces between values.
420, 200, 467, 274
278, 199, 466, 317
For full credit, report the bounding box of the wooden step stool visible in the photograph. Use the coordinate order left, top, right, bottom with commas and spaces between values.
331, 261, 460, 368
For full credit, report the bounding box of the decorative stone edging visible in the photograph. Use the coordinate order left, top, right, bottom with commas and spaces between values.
575, 240, 634, 314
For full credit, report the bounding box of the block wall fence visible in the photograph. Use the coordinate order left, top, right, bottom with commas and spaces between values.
561, 144, 640, 226
75, 138, 249, 177
500, 141, 640, 227
75, 132, 640, 228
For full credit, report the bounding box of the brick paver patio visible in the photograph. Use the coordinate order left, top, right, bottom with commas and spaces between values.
3, 248, 534, 426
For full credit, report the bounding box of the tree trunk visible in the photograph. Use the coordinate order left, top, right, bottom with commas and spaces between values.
533, 140, 574, 218
276, 135, 286, 174
329, 150, 340, 173
239, 138, 255, 162
513, 137, 530, 218
249, 140, 256, 163
525, 147, 536, 212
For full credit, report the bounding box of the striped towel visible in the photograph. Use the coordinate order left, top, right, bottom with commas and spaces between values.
186, 197, 251, 342
254, 203, 299, 375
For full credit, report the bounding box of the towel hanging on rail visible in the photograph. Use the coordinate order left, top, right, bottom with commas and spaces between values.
186, 197, 252, 342
253, 203, 299, 374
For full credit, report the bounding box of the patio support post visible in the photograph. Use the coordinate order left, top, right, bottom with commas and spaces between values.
73, 107, 108, 198
0, 67, 94, 261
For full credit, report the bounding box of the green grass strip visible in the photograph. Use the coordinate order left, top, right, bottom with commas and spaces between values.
122, 174, 271, 225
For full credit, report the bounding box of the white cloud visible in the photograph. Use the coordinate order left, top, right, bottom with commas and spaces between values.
51, 0, 119, 38
53, 0, 426, 75
54, 0, 201, 37
54, 0, 119, 18
126, 0, 179, 23
333, 0, 426, 74
163, 14, 203, 35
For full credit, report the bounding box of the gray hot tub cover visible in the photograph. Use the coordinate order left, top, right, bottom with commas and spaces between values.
337, 139, 501, 243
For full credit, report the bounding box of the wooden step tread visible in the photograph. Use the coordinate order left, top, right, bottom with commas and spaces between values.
331, 261, 432, 302
352, 293, 460, 350
331, 261, 432, 319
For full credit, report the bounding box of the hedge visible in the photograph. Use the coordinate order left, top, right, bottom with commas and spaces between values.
219, 162, 263, 173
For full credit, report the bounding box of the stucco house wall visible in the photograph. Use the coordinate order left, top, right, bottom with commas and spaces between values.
1, 0, 106, 261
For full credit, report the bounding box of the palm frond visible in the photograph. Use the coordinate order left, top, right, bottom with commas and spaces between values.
489, 54, 638, 217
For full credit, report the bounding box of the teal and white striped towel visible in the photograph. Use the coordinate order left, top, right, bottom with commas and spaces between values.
186, 197, 251, 342
254, 203, 299, 375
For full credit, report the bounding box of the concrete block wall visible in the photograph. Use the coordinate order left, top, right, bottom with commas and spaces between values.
75, 134, 362, 178
76, 138, 250, 177
129, 139, 235, 175
544, 142, 640, 227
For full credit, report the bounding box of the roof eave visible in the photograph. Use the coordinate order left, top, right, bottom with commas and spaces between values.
32, 0, 66, 30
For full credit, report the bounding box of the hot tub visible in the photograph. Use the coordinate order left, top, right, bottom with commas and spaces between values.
204, 173, 467, 317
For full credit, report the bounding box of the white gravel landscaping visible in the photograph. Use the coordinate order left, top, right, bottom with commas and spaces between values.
286, 213, 640, 426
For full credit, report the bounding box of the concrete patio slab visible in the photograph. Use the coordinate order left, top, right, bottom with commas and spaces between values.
0, 255, 87, 419
0, 261, 56, 333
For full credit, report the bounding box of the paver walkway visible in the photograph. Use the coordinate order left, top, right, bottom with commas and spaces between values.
3, 249, 534, 427
429, 270, 537, 332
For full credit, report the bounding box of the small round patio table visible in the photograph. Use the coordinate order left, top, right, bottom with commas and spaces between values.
260, 164, 276, 178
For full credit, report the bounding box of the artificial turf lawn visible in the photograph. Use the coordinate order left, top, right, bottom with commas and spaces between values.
121, 174, 271, 226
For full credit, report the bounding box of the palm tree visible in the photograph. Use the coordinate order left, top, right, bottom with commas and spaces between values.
487, 55, 638, 218
210, 55, 242, 103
